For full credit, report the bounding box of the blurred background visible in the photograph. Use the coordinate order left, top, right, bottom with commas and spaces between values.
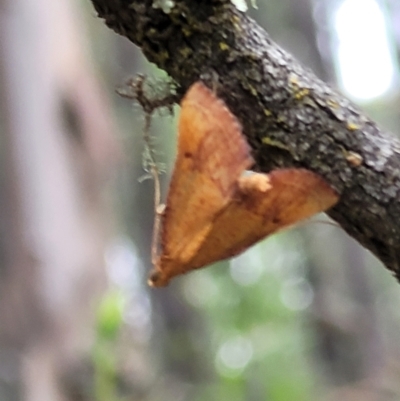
1, 0, 400, 400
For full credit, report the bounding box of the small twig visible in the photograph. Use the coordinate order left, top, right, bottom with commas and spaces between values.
141, 112, 163, 265
117, 74, 178, 265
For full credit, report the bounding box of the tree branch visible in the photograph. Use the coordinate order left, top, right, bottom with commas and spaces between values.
90, 0, 400, 279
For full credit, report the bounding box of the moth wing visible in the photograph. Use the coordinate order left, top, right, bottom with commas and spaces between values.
155, 83, 253, 285
185, 169, 338, 269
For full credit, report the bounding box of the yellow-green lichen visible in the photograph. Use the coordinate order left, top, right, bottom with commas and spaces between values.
289, 74, 310, 101
294, 88, 310, 101
182, 26, 192, 37
219, 42, 230, 51
179, 47, 193, 58
262, 137, 290, 152
231, 15, 243, 33
156, 50, 170, 63
248, 85, 258, 96
327, 99, 339, 108
276, 115, 286, 124
346, 122, 360, 131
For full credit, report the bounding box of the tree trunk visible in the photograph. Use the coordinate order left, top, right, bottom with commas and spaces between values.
0, 0, 119, 399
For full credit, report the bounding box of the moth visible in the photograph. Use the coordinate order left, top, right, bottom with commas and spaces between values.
149, 82, 338, 287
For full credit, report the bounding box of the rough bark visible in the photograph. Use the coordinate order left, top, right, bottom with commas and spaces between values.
90, 0, 400, 279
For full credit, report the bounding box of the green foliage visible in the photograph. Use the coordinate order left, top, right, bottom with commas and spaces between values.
182, 230, 316, 401
93, 290, 126, 401
96, 290, 126, 341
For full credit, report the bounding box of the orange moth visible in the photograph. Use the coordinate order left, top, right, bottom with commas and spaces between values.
149, 82, 338, 287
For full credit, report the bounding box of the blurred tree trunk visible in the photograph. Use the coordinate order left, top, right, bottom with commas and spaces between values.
0, 0, 119, 399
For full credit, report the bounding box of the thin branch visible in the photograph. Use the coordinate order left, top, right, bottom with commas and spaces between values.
116, 75, 173, 267
90, 0, 400, 279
